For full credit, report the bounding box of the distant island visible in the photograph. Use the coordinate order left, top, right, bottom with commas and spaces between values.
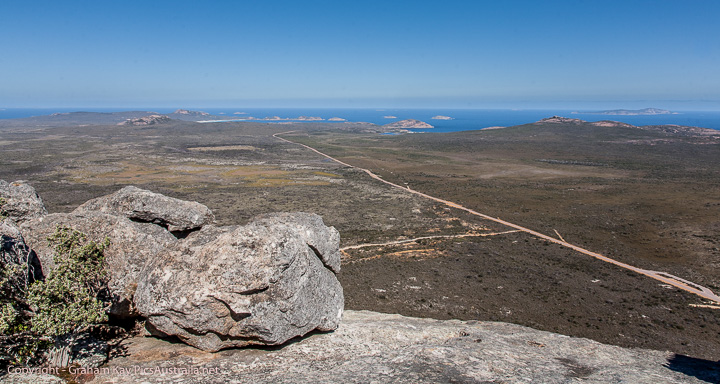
174, 109, 209, 116
382, 119, 434, 129
431, 115, 453, 120
328, 117, 347, 121
383, 115, 397, 119
573, 108, 677, 116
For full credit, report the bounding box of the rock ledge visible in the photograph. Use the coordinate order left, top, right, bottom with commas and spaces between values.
4, 310, 704, 383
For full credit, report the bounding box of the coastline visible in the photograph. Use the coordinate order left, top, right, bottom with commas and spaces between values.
2, 108, 720, 132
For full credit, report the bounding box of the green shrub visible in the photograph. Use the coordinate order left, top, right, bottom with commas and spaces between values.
27, 226, 110, 336
0, 302, 19, 334
1, 224, 111, 368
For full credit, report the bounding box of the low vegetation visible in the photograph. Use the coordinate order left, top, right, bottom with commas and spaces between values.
1, 117, 719, 360
0, 225, 109, 367
27, 226, 110, 336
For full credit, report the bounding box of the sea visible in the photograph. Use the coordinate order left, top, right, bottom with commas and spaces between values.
1, 108, 720, 133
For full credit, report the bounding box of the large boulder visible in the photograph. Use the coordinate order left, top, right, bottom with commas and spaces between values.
20, 212, 176, 318
0, 180, 48, 224
135, 213, 344, 352
73, 186, 215, 235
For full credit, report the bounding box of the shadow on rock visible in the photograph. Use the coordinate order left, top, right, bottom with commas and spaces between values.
665, 354, 720, 384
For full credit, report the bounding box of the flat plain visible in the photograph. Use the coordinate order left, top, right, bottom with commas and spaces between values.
1, 115, 719, 360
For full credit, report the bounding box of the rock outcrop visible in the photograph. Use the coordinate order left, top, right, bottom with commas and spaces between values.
0, 180, 48, 224
119, 114, 171, 126
382, 119, 434, 129
74, 186, 215, 235
589, 120, 636, 128
20, 212, 176, 318
536, 116, 586, 124
134, 212, 343, 352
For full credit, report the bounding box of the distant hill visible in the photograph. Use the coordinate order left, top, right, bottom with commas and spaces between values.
120, 114, 172, 126
536, 116, 634, 128
533, 116, 719, 139
574, 108, 676, 116
0, 111, 159, 129
0, 109, 231, 130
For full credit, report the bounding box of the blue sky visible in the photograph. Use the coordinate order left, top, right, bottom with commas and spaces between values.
1, 0, 719, 110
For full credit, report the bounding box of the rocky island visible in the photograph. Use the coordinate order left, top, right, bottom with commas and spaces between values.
431, 115, 453, 120
382, 119, 434, 129
173, 109, 209, 116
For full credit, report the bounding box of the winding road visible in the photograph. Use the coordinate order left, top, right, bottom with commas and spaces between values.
274, 132, 720, 305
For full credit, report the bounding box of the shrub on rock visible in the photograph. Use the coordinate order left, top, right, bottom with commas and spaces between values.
27, 226, 109, 336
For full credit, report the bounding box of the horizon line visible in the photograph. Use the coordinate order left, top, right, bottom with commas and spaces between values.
2, 106, 720, 112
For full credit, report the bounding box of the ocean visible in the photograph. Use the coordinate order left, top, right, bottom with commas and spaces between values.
1, 108, 720, 132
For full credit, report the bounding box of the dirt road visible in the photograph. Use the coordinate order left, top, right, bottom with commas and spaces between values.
274, 132, 720, 304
